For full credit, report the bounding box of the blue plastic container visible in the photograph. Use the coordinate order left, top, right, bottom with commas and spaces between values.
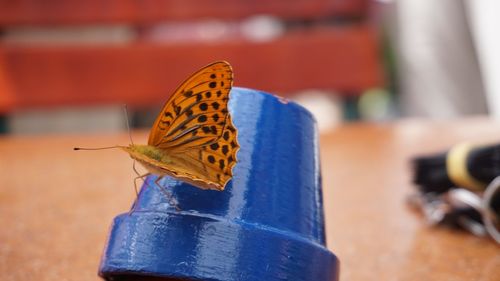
99, 87, 339, 281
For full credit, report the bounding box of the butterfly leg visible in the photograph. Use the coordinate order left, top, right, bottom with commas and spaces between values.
132, 160, 153, 197
129, 161, 151, 215
153, 176, 181, 212
133, 173, 150, 197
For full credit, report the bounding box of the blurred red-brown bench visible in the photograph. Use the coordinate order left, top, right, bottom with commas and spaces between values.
0, 0, 383, 112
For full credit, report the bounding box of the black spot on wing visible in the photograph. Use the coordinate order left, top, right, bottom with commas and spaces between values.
175, 106, 181, 115
199, 103, 208, 111
210, 125, 217, 134
208, 155, 216, 163
198, 115, 207, 122
230, 140, 237, 148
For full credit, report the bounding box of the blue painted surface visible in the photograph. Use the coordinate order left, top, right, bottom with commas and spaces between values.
99, 87, 339, 281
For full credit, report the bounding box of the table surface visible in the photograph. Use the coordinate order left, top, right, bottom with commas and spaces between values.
1, 118, 499, 281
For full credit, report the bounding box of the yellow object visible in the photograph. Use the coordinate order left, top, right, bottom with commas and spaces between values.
446, 142, 486, 191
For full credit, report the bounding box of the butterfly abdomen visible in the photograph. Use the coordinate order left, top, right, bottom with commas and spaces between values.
126, 144, 172, 164
123, 145, 174, 176
131, 145, 162, 161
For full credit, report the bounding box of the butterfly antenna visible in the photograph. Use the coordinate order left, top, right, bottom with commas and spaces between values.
123, 104, 134, 145
73, 146, 123, 151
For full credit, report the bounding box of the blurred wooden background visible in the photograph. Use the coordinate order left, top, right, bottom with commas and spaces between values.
0, 0, 382, 111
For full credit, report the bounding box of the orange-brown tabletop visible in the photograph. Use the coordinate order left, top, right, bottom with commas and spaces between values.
1, 118, 499, 281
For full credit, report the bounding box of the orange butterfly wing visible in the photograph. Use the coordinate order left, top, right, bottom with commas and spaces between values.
148, 61, 232, 149
147, 61, 239, 190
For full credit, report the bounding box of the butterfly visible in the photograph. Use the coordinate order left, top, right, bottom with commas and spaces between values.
76, 61, 239, 191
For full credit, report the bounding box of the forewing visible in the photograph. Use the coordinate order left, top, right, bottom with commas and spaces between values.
148, 61, 233, 150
